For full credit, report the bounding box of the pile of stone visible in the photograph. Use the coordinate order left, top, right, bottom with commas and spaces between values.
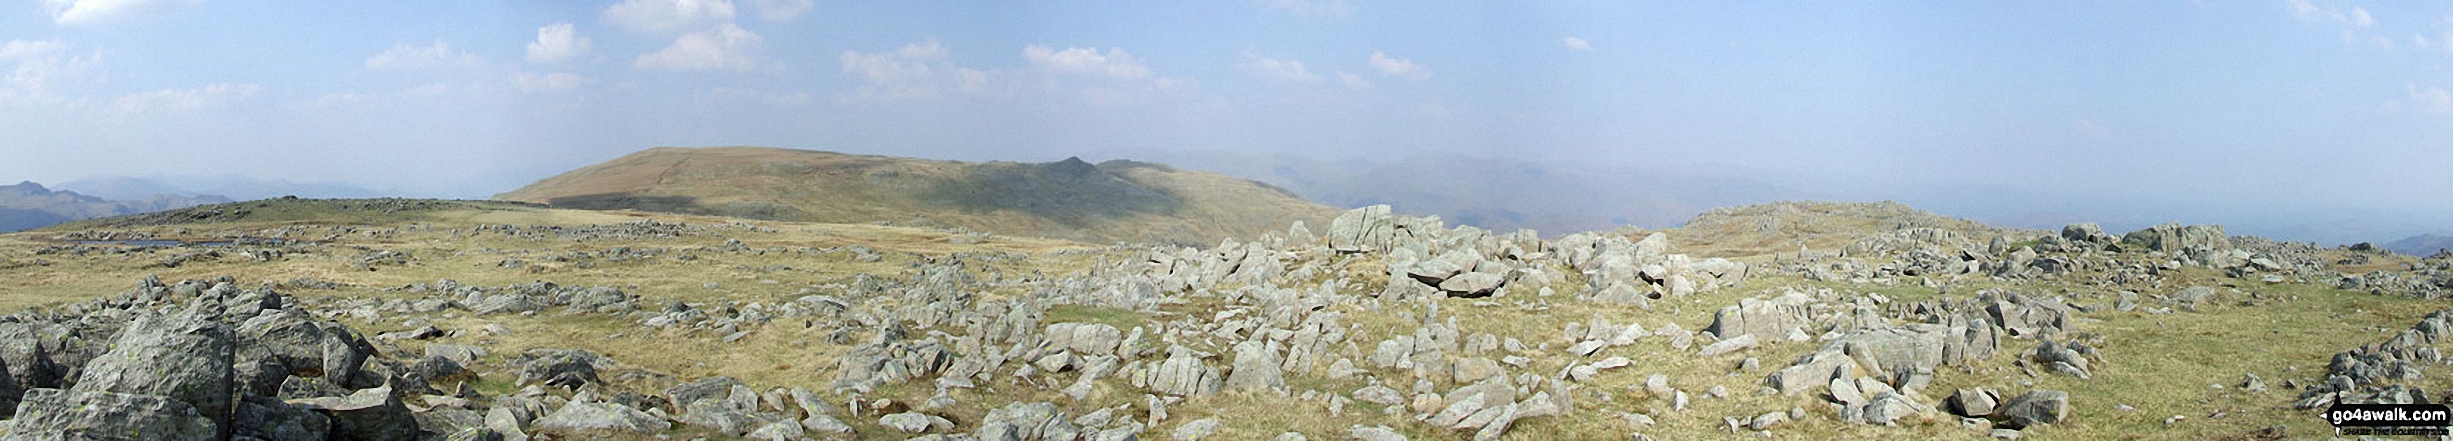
2295, 308, 2453, 409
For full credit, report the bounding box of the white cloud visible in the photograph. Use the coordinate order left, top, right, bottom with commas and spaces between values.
634, 23, 771, 72
1368, 51, 1427, 79
1337, 71, 1371, 90
1025, 45, 1151, 79
746, 0, 814, 22
43, 0, 188, 26
525, 23, 593, 64
1563, 36, 1592, 51
839, 39, 989, 98
1235, 51, 1318, 83
1261, 0, 1353, 19
365, 42, 484, 71
2411, 83, 2453, 112
1, 39, 103, 100
113, 82, 260, 113
513, 72, 594, 93
309, 84, 455, 108
603, 0, 736, 34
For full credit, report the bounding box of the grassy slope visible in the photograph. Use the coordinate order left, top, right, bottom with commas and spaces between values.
495, 146, 1337, 247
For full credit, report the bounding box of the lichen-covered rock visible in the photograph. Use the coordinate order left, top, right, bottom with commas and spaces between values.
72, 305, 237, 437
7, 388, 218, 441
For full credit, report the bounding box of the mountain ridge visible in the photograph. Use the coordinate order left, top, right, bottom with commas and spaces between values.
495, 146, 1339, 246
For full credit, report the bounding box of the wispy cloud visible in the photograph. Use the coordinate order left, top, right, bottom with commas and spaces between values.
1337, 71, 1372, 90
2411, 83, 2453, 112
43, 0, 191, 26
2290, 0, 2394, 49
1368, 51, 1428, 80
365, 42, 485, 71
1235, 51, 1319, 83
839, 39, 989, 98
634, 23, 773, 72
0, 39, 104, 103
1025, 45, 1152, 79
1563, 36, 1592, 51
114, 82, 260, 113
603, 0, 737, 34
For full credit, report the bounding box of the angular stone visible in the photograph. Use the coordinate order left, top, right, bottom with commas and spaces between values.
1947, 388, 2000, 418
1998, 390, 2069, 429
288, 384, 420, 441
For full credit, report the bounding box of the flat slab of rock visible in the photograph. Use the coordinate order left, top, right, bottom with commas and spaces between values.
532, 401, 670, 434
1698, 334, 1758, 357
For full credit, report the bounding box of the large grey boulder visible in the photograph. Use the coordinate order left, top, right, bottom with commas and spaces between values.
677, 397, 786, 436
2060, 223, 2115, 245
1438, 272, 1507, 298
665, 376, 749, 410
531, 401, 670, 434
1328, 205, 1395, 253
976, 401, 1078, 441
1946, 388, 2001, 418
288, 384, 420, 441
1408, 250, 1479, 286
880, 411, 953, 433
514, 349, 605, 390
1223, 340, 1285, 392
1997, 390, 2069, 429
236, 308, 373, 387
235, 394, 333, 441
1145, 346, 1222, 397
2122, 223, 2230, 252
71, 306, 237, 438
1046, 323, 1125, 356
1704, 293, 1810, 342
5, 388, 218, 441
0, 322, 63, 391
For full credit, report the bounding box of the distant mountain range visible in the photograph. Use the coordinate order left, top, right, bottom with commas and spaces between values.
56, 175, 389, 202
2387, 234, 2453, 257
0, 182, 233, 233
1087, 149, 1803, 235
495, 147, 1338, 246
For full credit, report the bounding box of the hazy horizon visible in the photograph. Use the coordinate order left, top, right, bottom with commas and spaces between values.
4, 1, 2449, 244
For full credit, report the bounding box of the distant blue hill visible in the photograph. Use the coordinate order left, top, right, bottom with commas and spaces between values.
2386, 234, 2453, 257
0, 181, 232, 233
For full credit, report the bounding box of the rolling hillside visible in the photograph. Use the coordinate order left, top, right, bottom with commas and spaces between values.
495, 147, 1338, 246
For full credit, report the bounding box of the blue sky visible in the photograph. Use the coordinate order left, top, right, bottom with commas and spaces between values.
1, 0, 2449, 242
